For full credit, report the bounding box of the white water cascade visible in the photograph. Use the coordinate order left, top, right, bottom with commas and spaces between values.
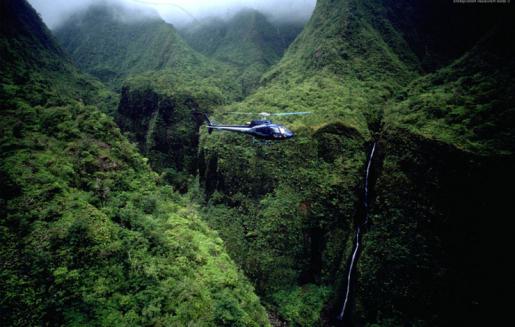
338, 142, 377, 322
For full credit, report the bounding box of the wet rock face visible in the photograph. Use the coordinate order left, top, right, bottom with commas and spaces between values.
116, 86, 203, 192
117, 87, 160, 146
354, 126, 514, 326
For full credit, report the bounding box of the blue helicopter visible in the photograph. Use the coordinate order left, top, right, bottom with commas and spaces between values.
202, 111, 311, 140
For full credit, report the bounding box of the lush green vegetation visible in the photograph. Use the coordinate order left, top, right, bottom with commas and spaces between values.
114, 66, 246, 191
194, 0, 513, 325
3, 0, 513, 325
0, 102, 269, 326
351, 19, 514, 325
385, 21, 515, 155
271, 284, 333, 326
55, 3, 248, 191
193, 0, 420, 322
179, 9, 303, 96
54, 2, 241, 94
0, 0, 117, 113
1, 1, 270, 325
198, 123, 365, 296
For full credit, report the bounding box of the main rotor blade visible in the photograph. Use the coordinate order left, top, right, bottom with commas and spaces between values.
226, 111, 312, 117
269, 112, 312, 116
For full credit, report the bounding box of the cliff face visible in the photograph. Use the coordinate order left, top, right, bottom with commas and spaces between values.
356, 127, 513, 326
0, 1, 270, 326
116, 85, 208, 192
353, 20, 515, 325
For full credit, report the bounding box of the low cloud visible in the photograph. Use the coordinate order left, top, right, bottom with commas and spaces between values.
28, 0, 317, 29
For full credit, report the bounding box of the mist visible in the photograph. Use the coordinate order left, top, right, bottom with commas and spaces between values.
28, 0, 317, 29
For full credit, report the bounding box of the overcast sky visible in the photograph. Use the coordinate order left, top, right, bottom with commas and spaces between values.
29, 0, 317, 29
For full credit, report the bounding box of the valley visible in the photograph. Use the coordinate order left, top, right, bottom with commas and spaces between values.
2, 0, 513, 326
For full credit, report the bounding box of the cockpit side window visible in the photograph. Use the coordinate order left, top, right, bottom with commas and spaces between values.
256, 127, 270, 134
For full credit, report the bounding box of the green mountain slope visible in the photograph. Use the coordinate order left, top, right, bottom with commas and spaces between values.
17, 0, 513, 325
385, 21, 515, 154
55, 3, 245, 190
225, 0, 423, 136
0, 1, 269, 325
54, 2, 240, 92
179, 9, 304, 95
0, 0, 116, 111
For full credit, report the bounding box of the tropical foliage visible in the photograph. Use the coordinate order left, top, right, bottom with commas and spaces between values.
1, 1, 269, 325
2, 0, 513, 325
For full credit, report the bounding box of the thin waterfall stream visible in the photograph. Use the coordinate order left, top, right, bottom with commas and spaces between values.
337, 142, 377, 323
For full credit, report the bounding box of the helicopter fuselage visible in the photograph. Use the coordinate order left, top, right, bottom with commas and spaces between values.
208, 120, 294, 140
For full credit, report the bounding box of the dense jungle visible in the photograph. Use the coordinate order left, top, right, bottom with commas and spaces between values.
1, 0, 513, 326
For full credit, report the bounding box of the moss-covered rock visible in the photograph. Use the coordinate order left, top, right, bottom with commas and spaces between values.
356, 125, 513, 326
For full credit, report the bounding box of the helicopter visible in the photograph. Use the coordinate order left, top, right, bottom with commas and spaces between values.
201, 111, 311, 140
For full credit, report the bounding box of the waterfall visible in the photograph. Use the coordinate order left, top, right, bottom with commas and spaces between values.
338, 142, 377, 322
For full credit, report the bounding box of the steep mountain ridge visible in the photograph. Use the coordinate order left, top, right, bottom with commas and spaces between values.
262, 0, 420, 82
0, 0, 116, 111
55, 2, 235, 90
223, 0, 424, 137
181, 10, 298, 67
386, 20, 515, 154
352, 19, 515, 325
1, 0, 270, 325
179, 9, 304, 95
